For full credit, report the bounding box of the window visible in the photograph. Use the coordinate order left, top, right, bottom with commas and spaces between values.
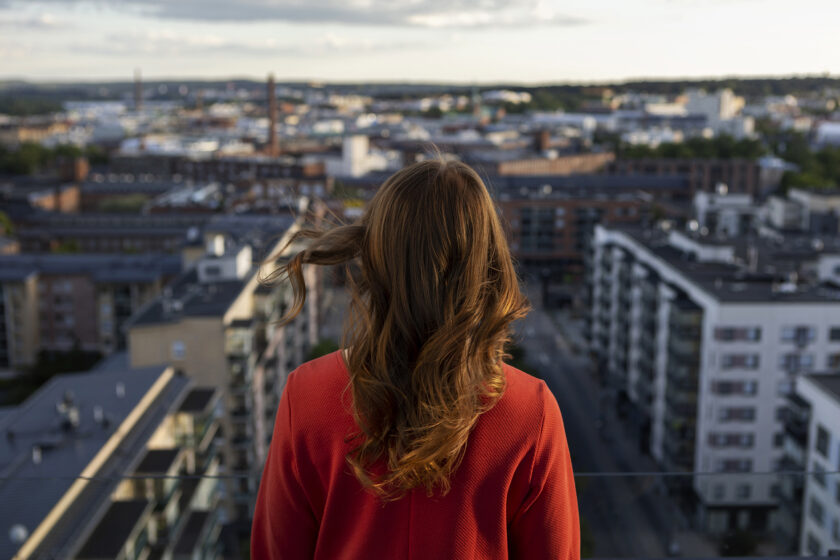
806, 533, 820, 556
716, 458, 752, 473
708, 433, 755, 448
777, 380, 794, 396
779, 353, 815, 372
171, 340, 185, 360
809, 496, 825, 526
813, 462, 826, 488
781, 325, 815, 343
816, 425, 830, 457
711, 380, 758, 396
735, 484, 751, 499
714, 327, 761, 342
829, 326, 840, 342
718, 407, 755, 422
828, 353, 840, 370
773, 432, 785, 447
721, 354, 759, 370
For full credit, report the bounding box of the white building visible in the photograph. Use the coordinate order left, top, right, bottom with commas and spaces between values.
324, 135, 398, 178
693, 189, 755, 237
685, 89, 745, 125
791, 374, 840, 555
588, 224, 840, 535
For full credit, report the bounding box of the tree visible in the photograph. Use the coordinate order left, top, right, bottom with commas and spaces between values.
307, 338, 340, 361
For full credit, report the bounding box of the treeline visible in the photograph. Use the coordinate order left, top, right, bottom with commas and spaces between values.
0, 95, 63, 116
615, 135, 767, 160
773, 133, 840, 190
0, 142, 108, 175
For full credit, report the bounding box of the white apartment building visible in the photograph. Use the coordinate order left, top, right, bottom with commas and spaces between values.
793, 374, 840, 556
588, 224, 840, 535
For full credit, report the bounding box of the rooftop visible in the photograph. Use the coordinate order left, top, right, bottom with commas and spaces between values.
0, 253, 181, 284
127, 266, 253, 326
0, 365, 188, 559
805, 373, 840, 405
611, 225, 840, 303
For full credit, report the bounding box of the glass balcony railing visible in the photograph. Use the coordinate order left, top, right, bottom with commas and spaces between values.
3, 471, 838, 559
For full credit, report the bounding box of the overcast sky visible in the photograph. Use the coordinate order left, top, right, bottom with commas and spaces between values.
1, 0, 838, 84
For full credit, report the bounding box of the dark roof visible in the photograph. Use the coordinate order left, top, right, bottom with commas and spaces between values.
173, 511, 212, 556
177, 388, 217, 414
612, 225, 840, 303
128, 267, 253, 326
807, 374, 840, 405
0, 253, 181, 284
135, 448, 180, 475
75, 500, 151, 559
0, 365, 189, 560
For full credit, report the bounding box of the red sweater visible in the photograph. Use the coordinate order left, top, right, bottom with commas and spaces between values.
251, 350, 580, 559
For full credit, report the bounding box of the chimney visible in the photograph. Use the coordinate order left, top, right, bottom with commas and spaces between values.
134, 68, 143, 111
267, 73, 278, 157
535, 129, 551, 152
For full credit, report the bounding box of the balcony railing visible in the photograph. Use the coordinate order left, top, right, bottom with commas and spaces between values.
3, 470, 840, 558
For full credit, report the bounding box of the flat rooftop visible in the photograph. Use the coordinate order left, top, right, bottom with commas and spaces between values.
612, 225, 840, 304
806, 374, 840, 405
0, 365, 188, 559
0, 253, 181, 283
128, 267, 253, 326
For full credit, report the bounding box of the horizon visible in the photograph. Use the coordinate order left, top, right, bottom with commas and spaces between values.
2, 71, 838, 89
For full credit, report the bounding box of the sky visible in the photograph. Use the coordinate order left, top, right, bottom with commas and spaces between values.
1, 0, 839, 84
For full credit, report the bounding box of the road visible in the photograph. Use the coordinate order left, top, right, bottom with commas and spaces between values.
513, 283, 720, 558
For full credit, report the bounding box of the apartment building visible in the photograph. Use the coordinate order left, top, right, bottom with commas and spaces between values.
126, 218, 319, 521
0, 362, 222, 559
609, 158, 762, 197
0, 253, 180, 370
587, 224, 840, 535
778, 374, 840, 556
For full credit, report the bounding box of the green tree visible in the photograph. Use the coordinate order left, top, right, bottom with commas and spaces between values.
308, 338, 340, 361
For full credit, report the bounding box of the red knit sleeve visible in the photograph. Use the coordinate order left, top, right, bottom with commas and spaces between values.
508, 381, 580, 559
251, 370, 318, 559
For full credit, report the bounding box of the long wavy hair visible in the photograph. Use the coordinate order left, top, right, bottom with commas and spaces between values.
261, 157, 530, 500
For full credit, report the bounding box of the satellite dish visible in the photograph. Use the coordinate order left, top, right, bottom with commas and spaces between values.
9, 524, 28, 545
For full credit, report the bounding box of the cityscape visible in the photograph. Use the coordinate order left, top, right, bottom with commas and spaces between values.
2, 2, 840, 558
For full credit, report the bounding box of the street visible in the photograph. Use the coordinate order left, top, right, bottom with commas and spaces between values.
514, 283, 716, 558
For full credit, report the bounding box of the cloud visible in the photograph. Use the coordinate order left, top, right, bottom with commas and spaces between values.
2, 0, 587, 28
69, 30, 430, 57
0, 12, 70, 28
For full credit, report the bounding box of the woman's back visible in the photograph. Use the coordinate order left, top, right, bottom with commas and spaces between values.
251, 349, 579, 559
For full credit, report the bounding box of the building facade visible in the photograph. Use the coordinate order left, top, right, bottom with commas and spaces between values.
588, 224, 840, 535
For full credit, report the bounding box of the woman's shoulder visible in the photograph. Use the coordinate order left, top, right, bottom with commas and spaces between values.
500, 361, 552, 407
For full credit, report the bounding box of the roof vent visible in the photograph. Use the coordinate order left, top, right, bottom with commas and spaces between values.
56, 390, 80, 432
116, 382, 126, 398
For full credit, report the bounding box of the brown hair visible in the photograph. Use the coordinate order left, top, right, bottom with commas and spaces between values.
261, 157, 529, 500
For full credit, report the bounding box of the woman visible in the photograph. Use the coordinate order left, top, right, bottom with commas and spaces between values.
252, 158, 579, 559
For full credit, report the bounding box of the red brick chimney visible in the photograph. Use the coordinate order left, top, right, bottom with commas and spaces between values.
536, 129, 550, 152
134, 68, 143, 111
267, 74, 278, 157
